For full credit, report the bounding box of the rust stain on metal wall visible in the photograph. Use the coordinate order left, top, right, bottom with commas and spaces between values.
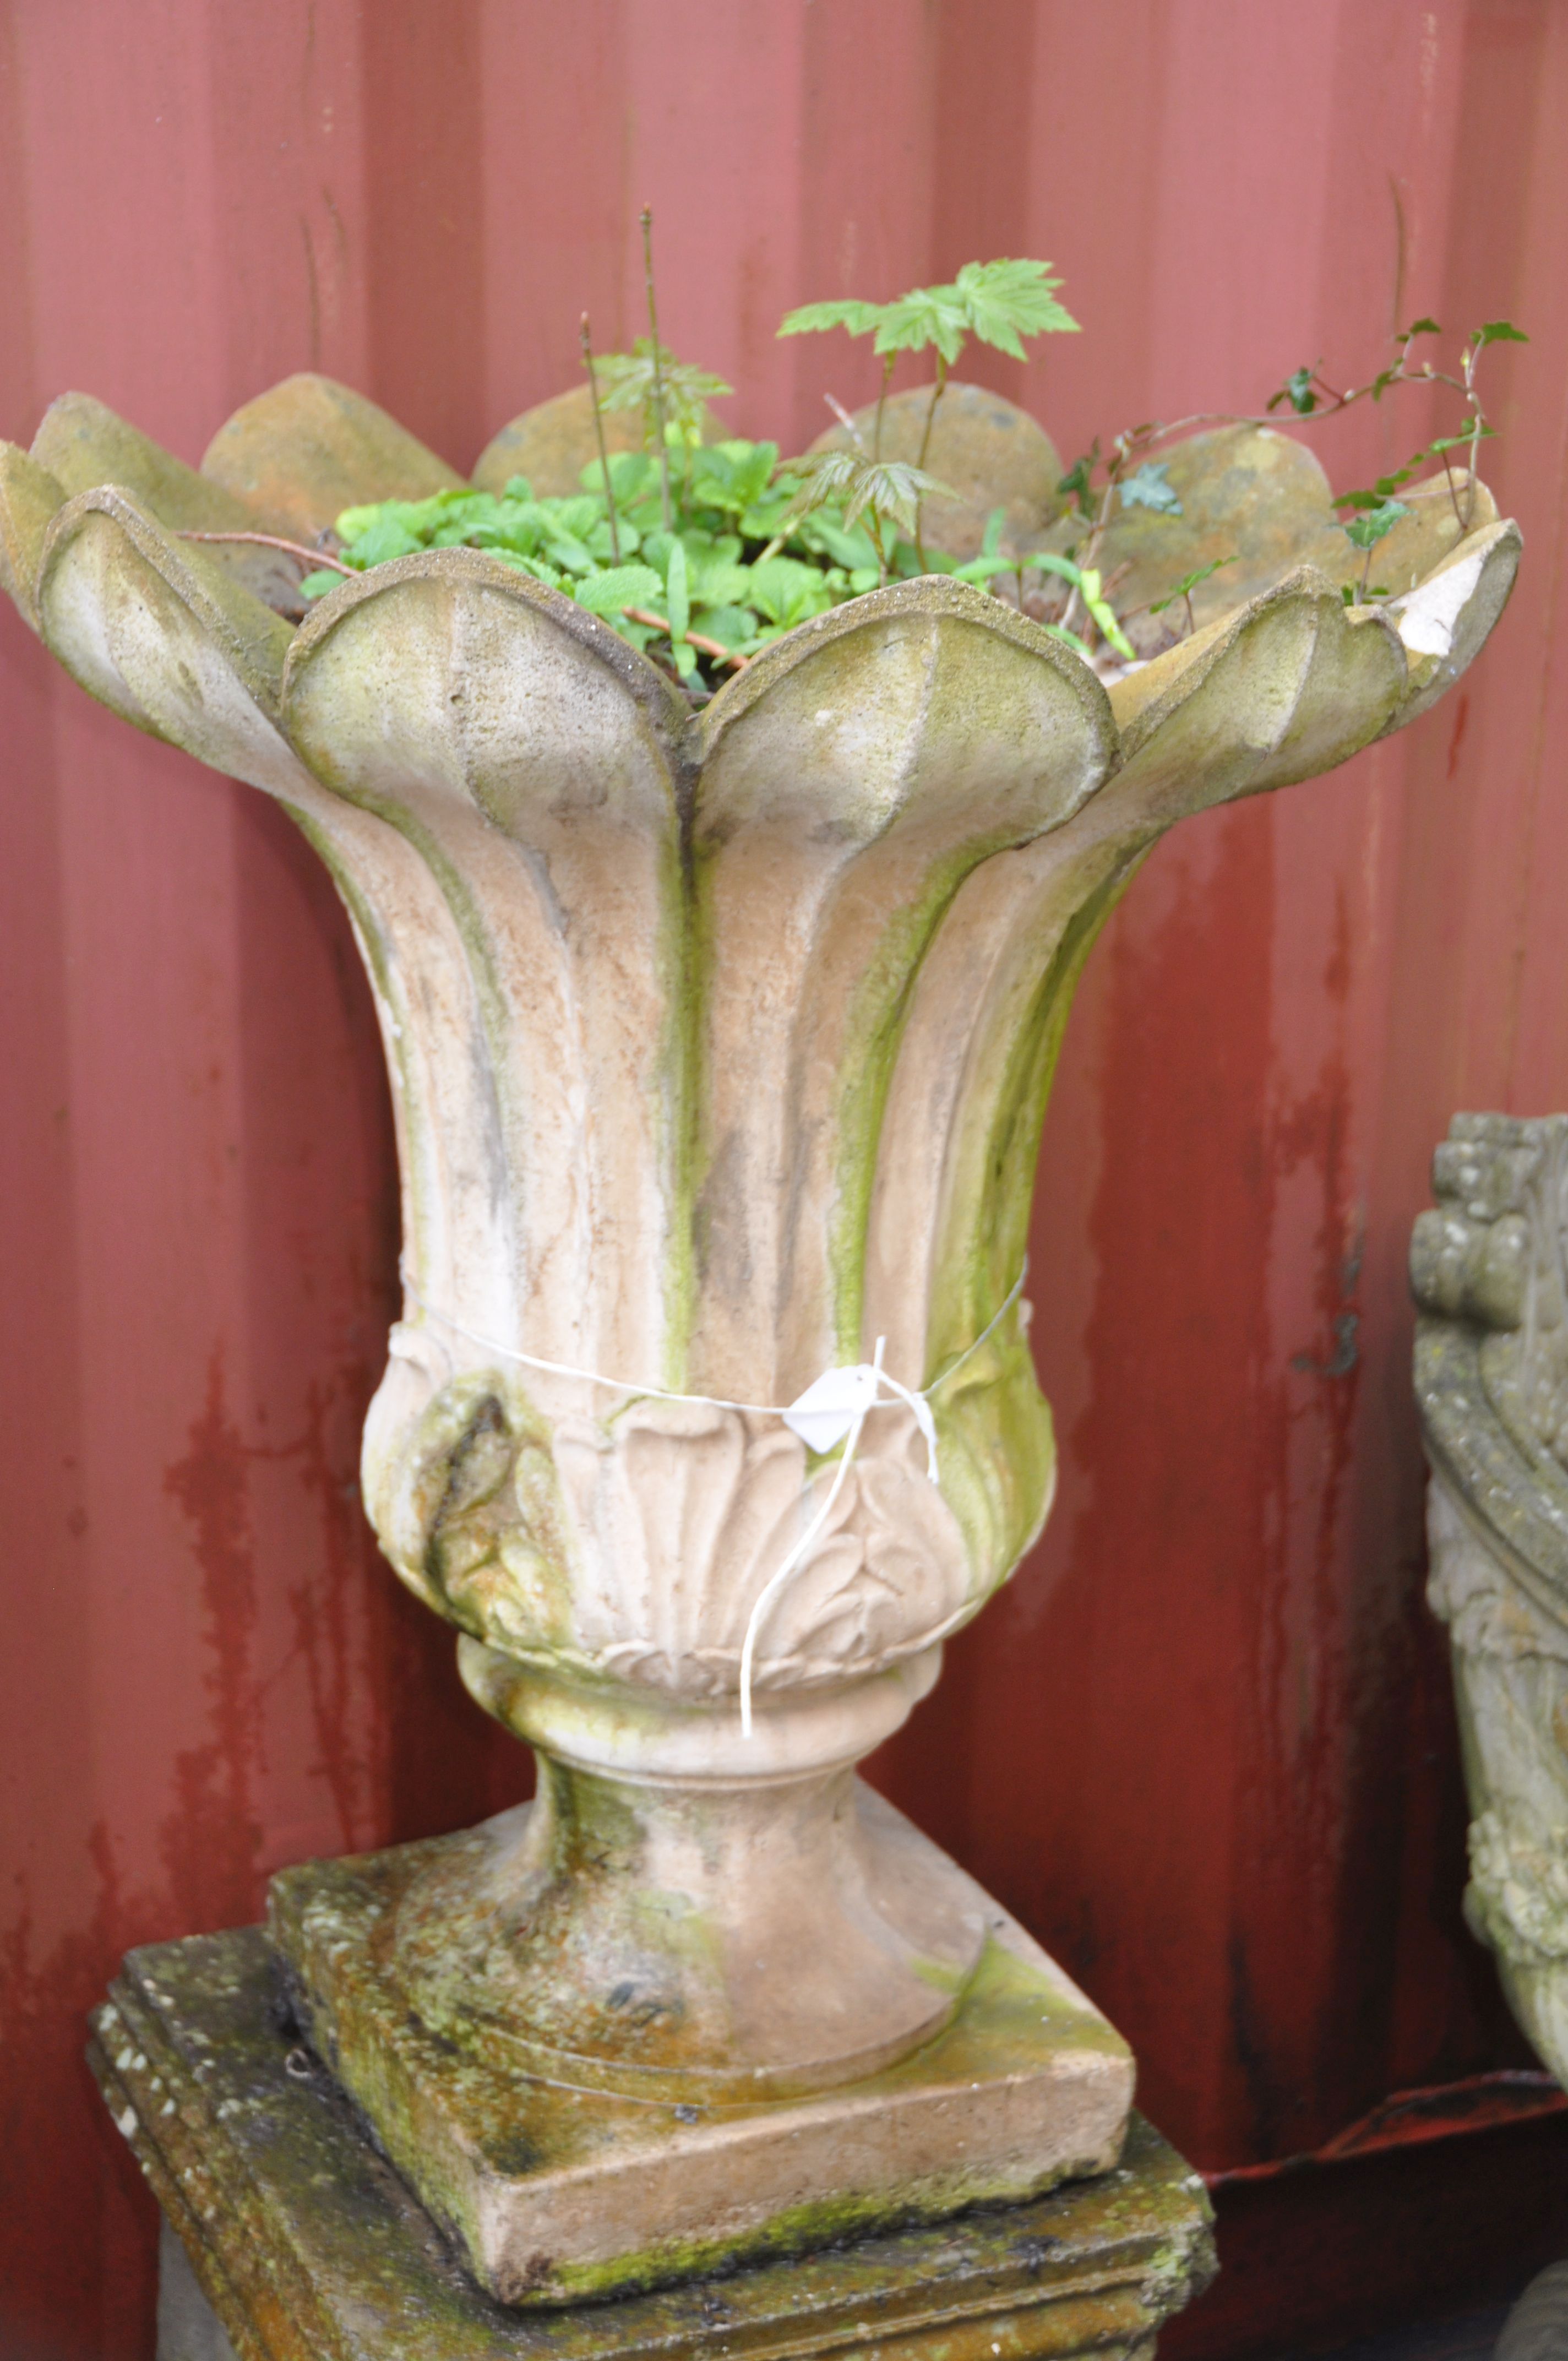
161, 1350, 265, 1929
286, 1366, 381, 1854
0, 1828, 156, 2359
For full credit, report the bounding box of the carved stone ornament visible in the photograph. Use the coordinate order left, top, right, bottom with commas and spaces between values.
1415, 1116, 1568, 2087
3, 373, 1517, 2305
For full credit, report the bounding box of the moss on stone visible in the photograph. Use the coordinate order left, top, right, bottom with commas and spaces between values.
91, 1924, 1213, 2357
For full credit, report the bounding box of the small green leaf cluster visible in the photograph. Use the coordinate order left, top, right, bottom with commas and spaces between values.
1148, 556, 1235, 619
780, 257, 1080, 366
779, 258, 1082, 564
1337, 496, 1407, 603
1341, 499, 1408, 550
593, 341, 732, 447
286, 241, 1525, 694
301, 440, 1022, 695
1273, 366, 1320, 417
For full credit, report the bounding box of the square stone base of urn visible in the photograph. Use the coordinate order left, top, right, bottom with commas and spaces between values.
90, 1925, 1214, 2360
263, 1788, 1136, 2305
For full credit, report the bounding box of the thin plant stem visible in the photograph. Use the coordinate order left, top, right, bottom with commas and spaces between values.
913, 354, 949, 569
824, 391, 865, 449
1462, 342, 1482, 531
914, 356, 949, 471
622, 605, 748, 668
1440, 445, 1462, 529
873, 353, 895, 462
1064, 461, 1123, 633
640, 205, 673, 532
580, 312, 622, 563
176, 529, 354, 575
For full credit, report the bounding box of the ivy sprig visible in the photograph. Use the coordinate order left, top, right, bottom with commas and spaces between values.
1266, 314, 1527, 533
1052, 313, 1526, 622
1146, 556, 1237, 635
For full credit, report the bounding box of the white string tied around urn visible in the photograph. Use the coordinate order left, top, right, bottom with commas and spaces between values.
400, 1260, 1031, 1736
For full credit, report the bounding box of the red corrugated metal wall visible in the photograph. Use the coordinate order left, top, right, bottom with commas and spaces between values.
3, 5, 1567, 2355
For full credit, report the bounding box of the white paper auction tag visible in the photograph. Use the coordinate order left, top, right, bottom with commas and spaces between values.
781, 1364, 884, 1455
781, 1362, 939, 1479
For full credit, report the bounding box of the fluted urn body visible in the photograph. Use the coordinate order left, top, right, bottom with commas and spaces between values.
2, 373, 1519, 2297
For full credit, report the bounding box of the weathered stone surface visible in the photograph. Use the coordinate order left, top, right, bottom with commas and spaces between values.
472, 384, 685, 498
34, 389, 252, 526
0, 370, 1517, 2305
91, 1927, 1212, 2360
201, 372, 465, 538
0, 442, 64, 628
268, 1783, 1133, 2305
808, 378, 1066, 558
1415, 1114, 1568, 2092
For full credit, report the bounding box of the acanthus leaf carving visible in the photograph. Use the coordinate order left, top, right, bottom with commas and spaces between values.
384, 1372, 971, 1698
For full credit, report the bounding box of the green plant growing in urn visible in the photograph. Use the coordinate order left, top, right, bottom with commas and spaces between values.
0, 245, 1521, 2315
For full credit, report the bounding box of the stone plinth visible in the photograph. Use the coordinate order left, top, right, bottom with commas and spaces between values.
92, 1925, 1212, 2361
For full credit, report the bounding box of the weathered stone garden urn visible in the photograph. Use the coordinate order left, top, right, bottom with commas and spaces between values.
1, 374, 1518, 2312
1415, 1115, 1568, 2091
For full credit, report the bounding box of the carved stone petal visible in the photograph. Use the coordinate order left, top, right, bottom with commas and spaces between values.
692, 578, 1118, 1399
32, 391, 254, 527
865, 822, 1138, 1444
866, 565, 1427, 1582
30, 391, 306, 608
280, 552, 695, 1388
37, 485, 294, 733
1088, 425, 1347, 630
552, 1401, 767, 1684
201, 372, 465, 539
1101, 570, 1409, 831
32, 487, 515, 1456
0, 443, 65, 630
472, 385, 652, 501
757, 1435, 971, 1682
1382, 517, 1522, 729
